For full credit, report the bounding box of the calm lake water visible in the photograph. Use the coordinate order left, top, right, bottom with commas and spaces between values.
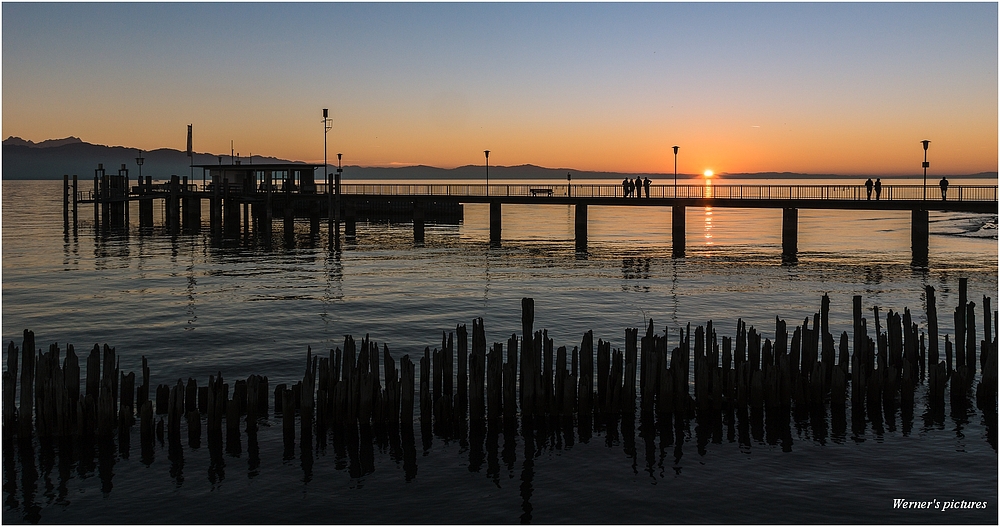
2, 178, 998, 524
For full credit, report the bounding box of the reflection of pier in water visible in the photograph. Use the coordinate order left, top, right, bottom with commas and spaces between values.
63, 166, 997, 265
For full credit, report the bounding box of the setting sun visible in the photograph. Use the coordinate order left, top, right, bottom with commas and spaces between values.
703, 170, 714, 178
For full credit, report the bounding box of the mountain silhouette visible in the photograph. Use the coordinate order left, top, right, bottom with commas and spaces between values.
3, 137, 303, 180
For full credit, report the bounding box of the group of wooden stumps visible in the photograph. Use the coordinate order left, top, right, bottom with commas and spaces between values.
2, 279, 997, 456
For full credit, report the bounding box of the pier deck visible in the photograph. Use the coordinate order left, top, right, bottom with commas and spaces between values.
66, 173, 997, 265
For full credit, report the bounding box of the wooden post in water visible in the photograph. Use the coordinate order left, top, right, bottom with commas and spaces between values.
624, 327, 638, 414
19, 330, 35, 438
966, 302, 977, 377
457, 324, 468, 417
504, 334, 518, 420
401, 354, 414, 425
487, 342, 503, 420
470, 318, 486, 421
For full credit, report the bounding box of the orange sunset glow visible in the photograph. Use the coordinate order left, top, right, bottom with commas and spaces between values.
2, 3, 996, 176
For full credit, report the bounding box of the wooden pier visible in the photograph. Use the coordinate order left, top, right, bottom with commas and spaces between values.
64, 166, 997, 263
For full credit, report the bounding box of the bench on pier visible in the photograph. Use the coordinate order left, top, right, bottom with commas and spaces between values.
529, 188, 554, 196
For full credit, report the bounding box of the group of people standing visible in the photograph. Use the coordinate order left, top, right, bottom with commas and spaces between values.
865, 176, 950, 200
623, 176, 652, 198
864, 177, 883, 200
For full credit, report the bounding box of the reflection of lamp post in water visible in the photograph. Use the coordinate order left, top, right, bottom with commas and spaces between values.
484, 150, 490, 196
672, 145, 679, 198
920, 139, 930, 200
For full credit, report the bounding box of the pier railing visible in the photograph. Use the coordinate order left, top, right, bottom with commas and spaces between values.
321, 183, 998, 202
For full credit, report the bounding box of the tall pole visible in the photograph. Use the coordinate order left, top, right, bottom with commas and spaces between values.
336, 152, 342, 221
672, 145, 679, 198
323, 109, 332, 192
324, 108, 333, 243
921, 139, 930, 201
484, 150, 490, 196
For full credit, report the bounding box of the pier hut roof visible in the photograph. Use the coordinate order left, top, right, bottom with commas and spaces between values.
192, 162, 324, 171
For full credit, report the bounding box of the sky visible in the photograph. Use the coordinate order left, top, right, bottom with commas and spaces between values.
3, 2, 997, 176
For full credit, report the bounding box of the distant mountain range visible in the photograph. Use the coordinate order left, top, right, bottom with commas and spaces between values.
2, 136, 298, 181
4, 136, 997, 181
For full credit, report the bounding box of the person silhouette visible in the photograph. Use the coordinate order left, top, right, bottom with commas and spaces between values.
865, 178, 873, 200
634, 176, 642, 199
643, 176, 651, 198
939, 176, 949, 200
874, 178, 882, 201
622, 177, 630, 198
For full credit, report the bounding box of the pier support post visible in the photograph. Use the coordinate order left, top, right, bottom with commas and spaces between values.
102, 173, 112, 228
93, 167, 102, 229
489, 201, 501, 247
72, 175, 78, 231
210, 184, 221, 237
911, 209, 929, 266
283, 198, 295, 243
575, 203, 588, 253
345, 201, 356, 238
63, 175, 70, 233
139, 176, 153, 232
224, 198, 241, 239
182, 176, 201, 233
123, 166, 130, 228
168, 175, 180, 235
671, 205, 685, 257
413, 200, 425, 243
309, 200, 320, 238
782, 207, 798, 263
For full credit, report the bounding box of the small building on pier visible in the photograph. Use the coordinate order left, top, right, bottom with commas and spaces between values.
195, 162, 326, 195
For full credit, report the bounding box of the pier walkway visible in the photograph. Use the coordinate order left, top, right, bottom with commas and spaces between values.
67, 172, 997, 265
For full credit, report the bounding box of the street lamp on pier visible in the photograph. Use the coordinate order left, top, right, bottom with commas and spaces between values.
323, 109, 333, 193
135, 150, 144, 181
484, 150, 490, 196
921, 139, 930, 200
672, 145, 679, 198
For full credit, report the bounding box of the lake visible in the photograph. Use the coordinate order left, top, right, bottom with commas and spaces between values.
2, 178, 997, 524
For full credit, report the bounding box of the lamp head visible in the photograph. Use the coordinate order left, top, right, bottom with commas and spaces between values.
323, 108, 329, 119
672, 145, 679, 154
484, 150, 490, 159
921, 139, 930, 150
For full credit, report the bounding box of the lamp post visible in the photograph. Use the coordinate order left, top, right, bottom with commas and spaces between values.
484, 150, 490, 196
336, 152, 342, 223
921, 139, 930, 200
135, 150, 144, 181
672, 145, 679, 198
323, 109, 333, 193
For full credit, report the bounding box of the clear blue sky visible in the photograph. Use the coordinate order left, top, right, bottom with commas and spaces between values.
3, 2, 997, 175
